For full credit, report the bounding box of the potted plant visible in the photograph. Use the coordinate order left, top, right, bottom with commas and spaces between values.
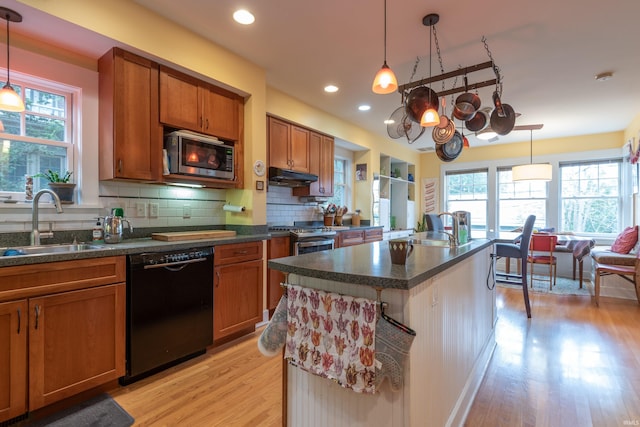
34, 170, 76, 204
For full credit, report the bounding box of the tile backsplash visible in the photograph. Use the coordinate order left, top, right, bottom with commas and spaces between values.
266, 186, 323, 226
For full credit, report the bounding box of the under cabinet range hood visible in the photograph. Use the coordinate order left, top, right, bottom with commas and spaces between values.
268, 167, 318, 187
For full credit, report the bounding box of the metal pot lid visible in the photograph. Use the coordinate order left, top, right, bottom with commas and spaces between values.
432, 118, 455, 145
405, 86, 439, 123
490, 103, 516, 135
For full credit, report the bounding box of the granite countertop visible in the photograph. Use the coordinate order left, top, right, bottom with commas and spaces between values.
0, 233, 270, 268
268, 235, 494, 290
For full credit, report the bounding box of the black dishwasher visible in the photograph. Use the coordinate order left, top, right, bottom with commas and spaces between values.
120, 247, 214, 385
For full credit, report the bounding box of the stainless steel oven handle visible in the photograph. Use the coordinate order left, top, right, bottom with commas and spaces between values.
296, 239, 335, 248
142, 257, 208, 270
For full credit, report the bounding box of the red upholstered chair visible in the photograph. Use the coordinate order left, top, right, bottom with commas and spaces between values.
528, 234, 558, 290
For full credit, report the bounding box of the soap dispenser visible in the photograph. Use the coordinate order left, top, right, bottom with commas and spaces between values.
92, 217, 104, 244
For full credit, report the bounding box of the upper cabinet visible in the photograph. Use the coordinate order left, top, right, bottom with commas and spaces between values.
98, 48, 162, 181
159, 66, 242, 141
293, 131, 334, 197
268, 116, 310, 173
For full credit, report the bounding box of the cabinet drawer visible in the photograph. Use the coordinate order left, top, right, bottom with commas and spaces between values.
340, 230, 365, 247
0, 256, 126, 303
365, 228, 383, 242
214, 241, 263, 265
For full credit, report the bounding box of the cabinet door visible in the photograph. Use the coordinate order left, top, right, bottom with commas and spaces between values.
159, 67, 200, 130
268, 117, 291, 170
365, 228, 383, 243
201, 87, 240, 141
340, 230, 365, 247
290, 125, 310, 173
0, 300, 27, 423
267, 236, 290, 312
318, 135, 335, 196
28, 284, 125, 410
213, 259, 263, 341
98, 48, 161, 181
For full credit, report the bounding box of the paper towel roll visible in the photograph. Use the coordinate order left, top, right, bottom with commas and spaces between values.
223, 204, 245, 212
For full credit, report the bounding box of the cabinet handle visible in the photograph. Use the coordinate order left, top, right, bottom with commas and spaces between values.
117, 159, 123, 174
34, 305, 41, 330
17, 307, 21, 334
205, 118, 209, 130
234, 250, 248, 255
215, 270, 221, 287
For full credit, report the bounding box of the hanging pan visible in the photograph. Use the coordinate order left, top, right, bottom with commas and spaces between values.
452, 77, 481, 121
436, 130, 463, 162
465, 107, 490, 132
490, 103, 516, 135
405, 86, 439, 123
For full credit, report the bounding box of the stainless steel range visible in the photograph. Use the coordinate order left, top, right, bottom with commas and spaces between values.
269, 226, 337, 255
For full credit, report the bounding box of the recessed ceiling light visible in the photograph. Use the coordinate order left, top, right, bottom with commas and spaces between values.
233, 9, 255, 25
358, 105, 371, 111
324, 85, 339, 93
595, 71, 613, 82
383, 119, 395, 124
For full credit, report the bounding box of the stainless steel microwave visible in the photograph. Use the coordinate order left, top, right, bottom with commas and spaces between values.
164, 130, 235, 180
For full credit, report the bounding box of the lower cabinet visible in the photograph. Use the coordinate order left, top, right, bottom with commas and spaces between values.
213, 241, 264, 342
338, 230, 365, 247
0, 257, 126, 422
365, 228, 383, 243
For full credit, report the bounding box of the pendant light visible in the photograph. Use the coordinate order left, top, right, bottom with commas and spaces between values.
512, 129, 552, 181
371, 0, 397, 94
420, 14, 439, 127
0, 7, 24, 112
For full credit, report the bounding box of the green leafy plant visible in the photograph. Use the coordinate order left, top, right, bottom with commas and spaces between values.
34, 169, 73, 183
415, 219, 427, 233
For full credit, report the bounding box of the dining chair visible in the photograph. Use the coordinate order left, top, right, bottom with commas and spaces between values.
424, 214, 444, 232
494, 214, 536, 318
528, 234, 558, 290
593, 250, 640, 307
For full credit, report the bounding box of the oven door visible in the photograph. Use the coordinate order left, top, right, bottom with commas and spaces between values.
294, 238, 335, 255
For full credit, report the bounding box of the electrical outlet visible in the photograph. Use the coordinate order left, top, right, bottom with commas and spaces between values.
135, 202, 146, 217
183, 205, 191, 219
149, 202, 159, 218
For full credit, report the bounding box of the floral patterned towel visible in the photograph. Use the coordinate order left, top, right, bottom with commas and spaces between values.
284, 284, 377, 394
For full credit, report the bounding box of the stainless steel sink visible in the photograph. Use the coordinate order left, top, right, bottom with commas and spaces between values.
1, 243, 110, 256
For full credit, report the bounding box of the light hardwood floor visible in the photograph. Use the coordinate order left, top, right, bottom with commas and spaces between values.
110, 288, 640, 427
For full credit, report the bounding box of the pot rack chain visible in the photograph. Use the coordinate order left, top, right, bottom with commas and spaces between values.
432, 24, 446, 93
482, 35, 503, 97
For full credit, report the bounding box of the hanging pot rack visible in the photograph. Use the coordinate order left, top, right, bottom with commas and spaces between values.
398, 60, 498, 97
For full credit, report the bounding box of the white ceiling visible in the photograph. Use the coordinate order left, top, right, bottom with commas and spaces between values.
9, 0, 640, 152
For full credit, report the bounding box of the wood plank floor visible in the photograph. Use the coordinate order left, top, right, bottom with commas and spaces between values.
109, 288, 640, 426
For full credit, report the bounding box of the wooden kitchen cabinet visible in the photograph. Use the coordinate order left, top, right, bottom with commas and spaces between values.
293, 132, 334, 197
365, 228, 383, 243
98, 47, 162, 181
29, 284, 125, 410
0, 257, 126, 419
159, 66, 243, 141
339, 229, 365, 247
267, 236, 290, 312
268, 116, 310, 173
213, 241, 263, 342
0, 300, 27, 423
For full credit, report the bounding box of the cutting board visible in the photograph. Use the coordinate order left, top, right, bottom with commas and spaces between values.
151, 230, 237, 241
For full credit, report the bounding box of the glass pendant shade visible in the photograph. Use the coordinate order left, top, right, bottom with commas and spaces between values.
372, 63, 398, 94
512, 163, 552, 181
0, 83, 24, 111
420, 107, 440, 127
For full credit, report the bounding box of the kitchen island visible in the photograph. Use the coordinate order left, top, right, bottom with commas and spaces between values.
268, 236, 496, 427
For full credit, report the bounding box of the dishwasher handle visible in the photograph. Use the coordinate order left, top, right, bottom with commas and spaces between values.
142, 257, 208, 270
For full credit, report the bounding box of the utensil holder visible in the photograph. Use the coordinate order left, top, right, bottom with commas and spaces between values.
324, 215, 335, 226
334, 215, 343, 226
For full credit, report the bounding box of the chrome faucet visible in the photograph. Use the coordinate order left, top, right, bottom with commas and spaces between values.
438, 212, 459, 247
31, 189, 64, 245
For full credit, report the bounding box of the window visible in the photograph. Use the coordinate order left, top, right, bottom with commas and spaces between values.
327, 157, 350, 208
0, 75, 74, 196
560, 159, 621, 234
497, 167, 548, 232
445, 169, 488, 236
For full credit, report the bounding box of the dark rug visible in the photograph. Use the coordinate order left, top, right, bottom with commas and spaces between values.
26, 394, 134, 427
498, 275, 592, 297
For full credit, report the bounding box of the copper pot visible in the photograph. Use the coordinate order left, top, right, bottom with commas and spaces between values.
405, 86, 439, 123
